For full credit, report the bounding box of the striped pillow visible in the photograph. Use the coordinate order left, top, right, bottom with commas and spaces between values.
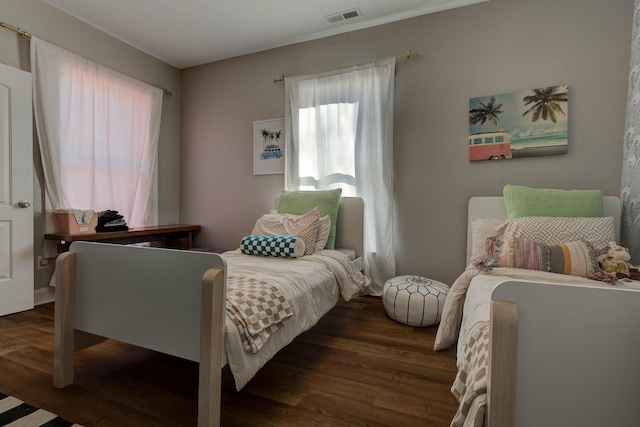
251, 208, 319, 255
486, 235, 616, 283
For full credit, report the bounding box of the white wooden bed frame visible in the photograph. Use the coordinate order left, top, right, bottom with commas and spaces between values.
53, 197, 364, 427
468, 196, 640, 426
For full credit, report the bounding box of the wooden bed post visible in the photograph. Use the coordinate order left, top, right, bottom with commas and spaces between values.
488, 300, 518, 427
53, 251, 77, 388
53, 249, 107, 389
198, 267, 225, 427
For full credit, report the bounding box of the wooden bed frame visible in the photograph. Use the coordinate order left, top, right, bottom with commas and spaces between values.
468, 196, 640, 426
53, 197, 364, 427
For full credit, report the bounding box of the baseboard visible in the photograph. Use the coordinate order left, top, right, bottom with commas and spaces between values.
35, 286, 55, 305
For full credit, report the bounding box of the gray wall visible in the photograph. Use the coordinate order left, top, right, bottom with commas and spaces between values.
181, 0, 633, 286
1, 0, 632, 291
0, 0, 181, 291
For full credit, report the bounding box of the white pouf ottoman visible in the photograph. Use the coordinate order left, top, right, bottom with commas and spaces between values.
382, 275, 449, 327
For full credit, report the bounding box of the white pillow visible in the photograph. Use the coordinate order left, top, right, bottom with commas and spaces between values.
314, 215, 331, 253
251, 208, 319, 255
470, 217, 505, 261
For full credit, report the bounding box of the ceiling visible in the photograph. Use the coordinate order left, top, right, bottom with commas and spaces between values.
42, 0, 487, 69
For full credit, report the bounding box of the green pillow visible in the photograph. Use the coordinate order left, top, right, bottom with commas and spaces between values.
278, 189, 342, 249
503, 184, 603, 219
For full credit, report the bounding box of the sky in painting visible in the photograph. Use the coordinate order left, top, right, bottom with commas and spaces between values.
469, 85, 568, 138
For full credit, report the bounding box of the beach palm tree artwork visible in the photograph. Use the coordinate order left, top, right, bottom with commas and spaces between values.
469, 96, 504, 128
260, 128, 282, 149
468, 84, 569, 162
254, 118, 285, 175
521, 85, 569, 123
260, 128, 272, 148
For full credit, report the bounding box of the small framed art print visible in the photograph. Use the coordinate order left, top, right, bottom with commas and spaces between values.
253, 118, 285, 175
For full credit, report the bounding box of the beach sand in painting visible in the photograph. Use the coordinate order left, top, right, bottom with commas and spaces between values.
511, 139, 568, 158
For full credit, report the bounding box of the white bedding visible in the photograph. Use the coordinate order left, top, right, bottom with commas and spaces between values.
456, 274, 502, 369
442, 193, 635, 426
440, 265, 640, 426
221, 249, 364, 390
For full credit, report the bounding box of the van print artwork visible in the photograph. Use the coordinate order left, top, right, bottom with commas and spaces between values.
468, 85, 568, 162
253, 118, 284, 175
260, 128, 282, 159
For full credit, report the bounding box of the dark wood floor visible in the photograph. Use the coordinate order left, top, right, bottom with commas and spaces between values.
0, 296, 458, 426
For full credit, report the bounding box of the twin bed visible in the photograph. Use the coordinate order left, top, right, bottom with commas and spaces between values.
436, 189, 640, 426
53, 188, 640, 427
53, 196, 366, 427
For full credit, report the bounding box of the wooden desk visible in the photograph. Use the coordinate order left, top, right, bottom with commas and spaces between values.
45, 224, 201, 253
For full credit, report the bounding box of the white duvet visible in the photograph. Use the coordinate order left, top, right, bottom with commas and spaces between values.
221, 249, 365, 390
436, 265, 640, 427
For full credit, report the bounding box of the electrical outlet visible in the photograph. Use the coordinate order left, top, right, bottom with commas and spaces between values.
37, 256, 49, 270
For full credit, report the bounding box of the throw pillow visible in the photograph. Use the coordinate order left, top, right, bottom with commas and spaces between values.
314, 215, 331, 253
486, 235, 615, 283
240, 235, 305, 258
503, 184, 603, 219
469, 217, 506, 261
251, 207, 319, 255
495, 216, 615, 254
277, 188, 342, 249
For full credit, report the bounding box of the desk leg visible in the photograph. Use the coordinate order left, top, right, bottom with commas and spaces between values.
166, 232, 194, 249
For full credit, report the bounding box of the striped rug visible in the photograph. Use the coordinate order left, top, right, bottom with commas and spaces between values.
0, 393, 83, 426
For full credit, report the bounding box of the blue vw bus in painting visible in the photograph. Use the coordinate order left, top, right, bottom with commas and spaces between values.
261, 145, 282, 159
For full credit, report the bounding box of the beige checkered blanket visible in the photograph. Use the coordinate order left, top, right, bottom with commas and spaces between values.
221, 249, 365, 390
451, 320, 489, 426
226, 275, 293, 354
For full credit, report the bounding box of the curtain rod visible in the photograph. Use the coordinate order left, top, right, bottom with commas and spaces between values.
1, 21, 174, 96
272, 50, 420, 83
1, 21, 30, 38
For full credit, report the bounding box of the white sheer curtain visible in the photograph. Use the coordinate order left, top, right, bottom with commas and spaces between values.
284, 57, 396, 295
622, 0, 640, 263
31, 37, 162, 227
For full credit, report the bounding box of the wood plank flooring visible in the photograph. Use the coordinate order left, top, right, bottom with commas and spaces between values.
0, 296, 459, 426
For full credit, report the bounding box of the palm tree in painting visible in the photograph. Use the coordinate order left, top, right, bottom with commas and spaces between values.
521, 86, 568, 123
260, 128, 273, 149
469, 96, 504, 127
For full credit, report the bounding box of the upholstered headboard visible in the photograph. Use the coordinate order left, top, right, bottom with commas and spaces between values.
466, 196, 621, 264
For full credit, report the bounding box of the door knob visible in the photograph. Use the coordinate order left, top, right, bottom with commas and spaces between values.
17, 200, 31, 208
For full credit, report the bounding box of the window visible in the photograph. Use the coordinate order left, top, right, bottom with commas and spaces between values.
31, 37, 162, 227
284, 57, 396, 294
298, 102, 359, 193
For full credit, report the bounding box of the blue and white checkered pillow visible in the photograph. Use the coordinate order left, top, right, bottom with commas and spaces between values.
240, 235, 306, 258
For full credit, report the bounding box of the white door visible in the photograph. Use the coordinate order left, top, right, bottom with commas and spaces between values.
0, 62, 34, 316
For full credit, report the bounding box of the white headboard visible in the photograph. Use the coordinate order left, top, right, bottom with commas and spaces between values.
467, 196, 621, 263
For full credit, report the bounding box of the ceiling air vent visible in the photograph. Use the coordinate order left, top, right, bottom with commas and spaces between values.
325, 8, 363, 24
